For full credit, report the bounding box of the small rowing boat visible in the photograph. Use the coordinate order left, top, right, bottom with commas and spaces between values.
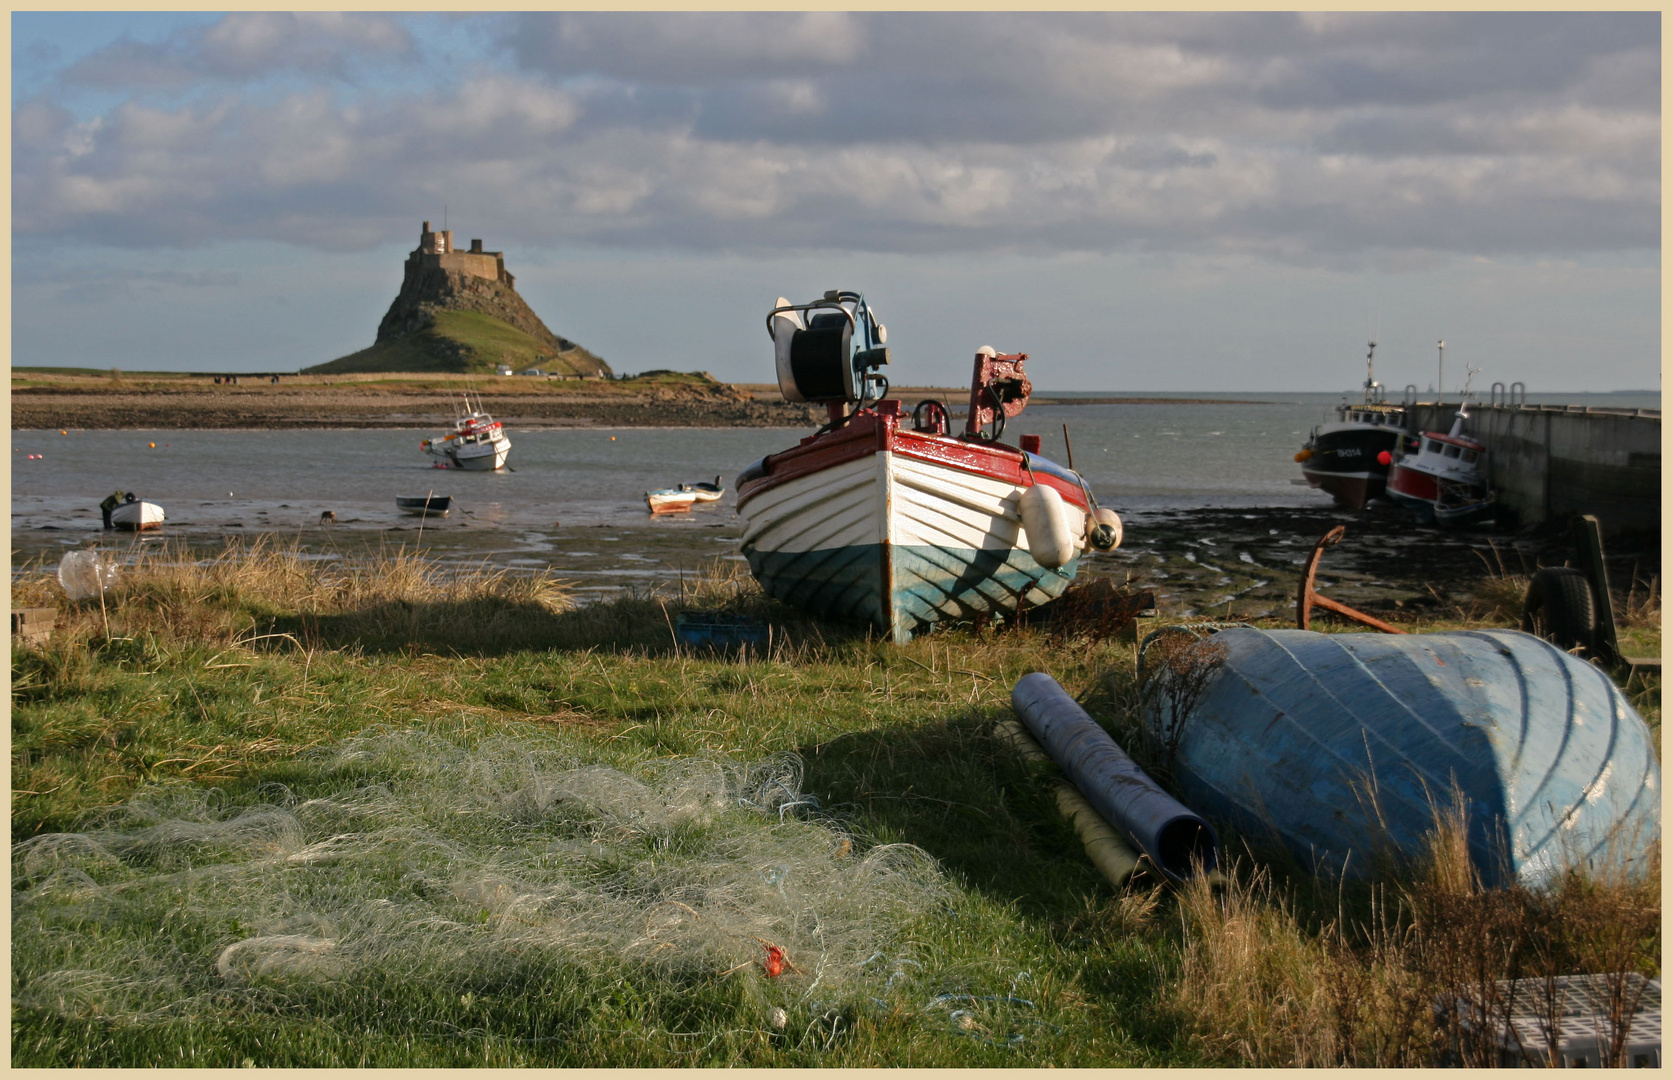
109, 495, 165, 531
646, 488, 698, 514
396, 495, 451, 517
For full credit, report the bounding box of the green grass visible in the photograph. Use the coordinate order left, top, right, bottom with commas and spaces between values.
307, 310, 605, 377
11, 546, 1660, 1066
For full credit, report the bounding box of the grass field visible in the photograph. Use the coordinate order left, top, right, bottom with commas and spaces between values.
10, 542, 1660, 1066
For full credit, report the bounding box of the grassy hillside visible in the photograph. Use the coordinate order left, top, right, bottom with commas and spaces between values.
308, 310, 607, 377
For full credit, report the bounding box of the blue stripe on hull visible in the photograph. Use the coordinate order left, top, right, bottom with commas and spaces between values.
746, 543, 1078, 643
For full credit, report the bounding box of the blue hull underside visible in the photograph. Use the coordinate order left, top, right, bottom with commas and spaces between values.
1145, 628, 1660, 887
746, 543, 1078, 642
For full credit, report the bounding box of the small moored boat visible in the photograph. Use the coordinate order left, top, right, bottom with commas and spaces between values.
690, 476, 725, 503
646, 488, 698, 514
1140, 626, 1660, 887
736, 289, 1122, 643
396, 495, 452, 517
109, 495, 165, 531
420, 393, 512, 471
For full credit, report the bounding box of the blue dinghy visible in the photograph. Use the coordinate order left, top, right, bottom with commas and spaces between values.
1140, 627, 1660, 887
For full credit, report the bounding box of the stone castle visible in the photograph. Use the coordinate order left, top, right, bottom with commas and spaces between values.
414, 220, 516, 289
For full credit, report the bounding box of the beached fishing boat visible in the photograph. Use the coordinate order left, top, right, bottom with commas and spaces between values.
1295, 342, 1407, 509
109, 495, 165, 531
1140, 626, 1661, 887
1386, 398, 1493, 526
736, 289, 1121, 643
690, 477, 725, 503
395, 494, 451, 517
420, 393, 511, 471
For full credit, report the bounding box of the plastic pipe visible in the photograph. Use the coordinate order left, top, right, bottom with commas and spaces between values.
1011, 672, 1217, 879
996, 720, 1143, 887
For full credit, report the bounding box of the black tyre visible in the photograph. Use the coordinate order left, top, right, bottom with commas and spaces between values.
1521, 567, 1597, 654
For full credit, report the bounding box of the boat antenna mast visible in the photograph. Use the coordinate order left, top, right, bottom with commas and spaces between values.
1436, 339, 1445, 400
1362, 340, 1381, 403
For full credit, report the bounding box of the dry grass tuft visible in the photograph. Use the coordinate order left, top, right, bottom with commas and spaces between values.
13, 538, 572, 654
1166, 799, 1661, 1067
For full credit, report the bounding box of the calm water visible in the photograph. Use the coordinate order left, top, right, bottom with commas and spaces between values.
12, 390, 1658, 593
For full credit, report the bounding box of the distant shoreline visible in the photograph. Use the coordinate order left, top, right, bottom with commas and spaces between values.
12, 371, 1275, 430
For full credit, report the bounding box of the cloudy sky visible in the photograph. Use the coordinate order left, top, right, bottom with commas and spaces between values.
12, 12, 1660, 391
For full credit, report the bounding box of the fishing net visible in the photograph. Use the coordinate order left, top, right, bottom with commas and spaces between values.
13, 730, 948, 1028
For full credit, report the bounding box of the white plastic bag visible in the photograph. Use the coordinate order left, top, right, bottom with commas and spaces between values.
58, 550, 119, 600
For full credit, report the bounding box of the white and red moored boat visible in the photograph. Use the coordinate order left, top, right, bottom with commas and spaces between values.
736, 290, 1121, 643
1385, 400, 1494, 526
420, 393, 512, 471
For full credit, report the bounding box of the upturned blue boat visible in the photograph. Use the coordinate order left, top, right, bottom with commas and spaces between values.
1140, 627, 1660, 887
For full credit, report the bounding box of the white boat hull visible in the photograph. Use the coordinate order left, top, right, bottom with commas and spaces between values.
110, 500, 165, 531
739, 445, 1087, 642
428, 436, 511, 471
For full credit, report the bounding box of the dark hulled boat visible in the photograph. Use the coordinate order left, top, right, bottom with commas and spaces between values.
1296, 342, 1406, 509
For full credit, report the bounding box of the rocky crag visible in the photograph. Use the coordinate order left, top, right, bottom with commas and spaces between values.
307, 223, 611, 376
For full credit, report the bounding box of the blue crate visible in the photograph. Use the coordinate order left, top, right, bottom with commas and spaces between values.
675, 612, 769, 648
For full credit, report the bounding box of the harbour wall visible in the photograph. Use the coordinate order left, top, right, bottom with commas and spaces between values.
1406, 403, 1661, 534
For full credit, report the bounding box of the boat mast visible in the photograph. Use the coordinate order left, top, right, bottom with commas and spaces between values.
1436, 339, 1445, 401
1362, 341, 1379, 403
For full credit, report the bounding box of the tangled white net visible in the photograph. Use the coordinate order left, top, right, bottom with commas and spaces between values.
13, 730, 947, 1026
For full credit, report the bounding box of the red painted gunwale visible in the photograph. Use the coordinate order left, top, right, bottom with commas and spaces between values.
736, 405, 1089, 512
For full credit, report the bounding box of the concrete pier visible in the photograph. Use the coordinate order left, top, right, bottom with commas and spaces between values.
1404, 402, 1660, 534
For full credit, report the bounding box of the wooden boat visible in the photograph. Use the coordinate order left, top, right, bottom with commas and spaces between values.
1140, 626, 1661, 887
1295, 342, 1407, 509
736, 290, 1121, 643
646, 488, 698, 514
395, 495, 451, 517
109, 497, 165, 531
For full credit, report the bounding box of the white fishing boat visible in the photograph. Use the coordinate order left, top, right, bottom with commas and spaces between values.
420, 393, 511, 471
109, 495, 165, 531
736, 290, 1122, 643
690, 476, 725, 502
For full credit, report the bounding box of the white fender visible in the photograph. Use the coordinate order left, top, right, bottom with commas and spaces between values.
1089, 507, 1123, 550
1019, 482, 1075, 570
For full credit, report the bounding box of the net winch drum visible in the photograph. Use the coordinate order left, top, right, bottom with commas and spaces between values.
768, 290, 889, 404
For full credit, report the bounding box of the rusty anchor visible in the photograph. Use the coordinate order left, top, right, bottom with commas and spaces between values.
1296, 526, 1406, 634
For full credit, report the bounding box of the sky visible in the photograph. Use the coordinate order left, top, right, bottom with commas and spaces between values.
10, 12, 1661, 392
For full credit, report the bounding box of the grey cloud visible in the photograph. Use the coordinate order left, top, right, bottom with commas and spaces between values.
62, 12, 413, 88
13, 13, 1659, 264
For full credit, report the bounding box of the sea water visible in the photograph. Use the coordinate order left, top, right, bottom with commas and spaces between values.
12, 390, 1658, 593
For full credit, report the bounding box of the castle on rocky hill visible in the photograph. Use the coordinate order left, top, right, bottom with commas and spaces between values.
414, 221, 516, 288
304, 220, 609, 376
